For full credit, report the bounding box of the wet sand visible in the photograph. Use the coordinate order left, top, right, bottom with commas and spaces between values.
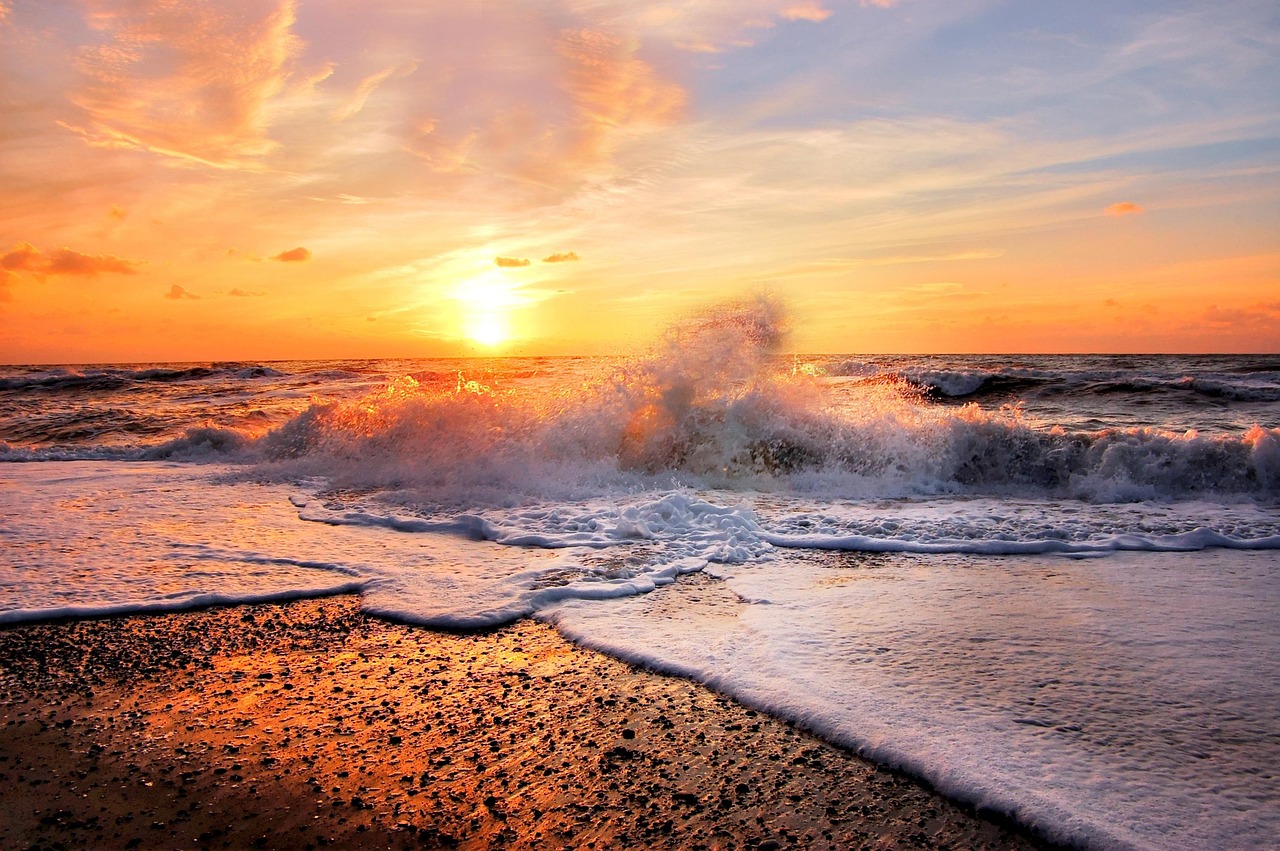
0, 596, 1049, 850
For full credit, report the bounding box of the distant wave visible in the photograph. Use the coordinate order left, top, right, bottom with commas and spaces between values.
0, 363, 287, 392
826, 359, 1280, 403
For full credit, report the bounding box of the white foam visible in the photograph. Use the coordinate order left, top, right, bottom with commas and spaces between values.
4, 460, 1280, 849
544, 549, 1280, 851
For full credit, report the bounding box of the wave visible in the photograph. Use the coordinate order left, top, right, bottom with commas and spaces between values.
6, 304, 1276, 503
826, 360, 1280, 403
0, 363, 287, 392
858, 366, 1279, 405
225, 298, 1279, 505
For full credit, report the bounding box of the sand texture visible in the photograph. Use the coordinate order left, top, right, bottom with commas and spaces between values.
0, 597, 1049, 850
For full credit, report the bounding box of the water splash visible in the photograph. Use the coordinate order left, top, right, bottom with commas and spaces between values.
229, 295, 1279, 505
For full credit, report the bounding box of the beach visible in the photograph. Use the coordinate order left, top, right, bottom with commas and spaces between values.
2, 352, 1277, 848
0, 595, 1045, 850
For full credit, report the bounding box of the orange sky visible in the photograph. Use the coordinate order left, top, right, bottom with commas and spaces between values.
1, 0, 1278, 363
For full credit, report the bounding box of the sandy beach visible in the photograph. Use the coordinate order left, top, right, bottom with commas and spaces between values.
0, 596, 1049, 850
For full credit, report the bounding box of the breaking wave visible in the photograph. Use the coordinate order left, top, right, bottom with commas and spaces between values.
229, 297, 1278, 505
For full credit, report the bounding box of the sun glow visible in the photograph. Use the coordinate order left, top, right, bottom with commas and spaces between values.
455, 273, 522, 348
466, 311, 511, 348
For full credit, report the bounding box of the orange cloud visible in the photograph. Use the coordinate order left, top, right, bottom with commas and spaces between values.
781, 4, 833, 22
107, 205, 128, 220
228, 288, 266, 297
271, 247, 311, 262
495, 256, 531, 268
1, 242, 44, 272
1105, 201, 1144, 216
1, 242, 142, 276
1202, 302, 1280, 327
165, 285, 199, 300
69, 0, 301, 166
46, 248, 141, 276
399, 21, 684, 190
556, 29, 685, 167
542, 252, 580, 263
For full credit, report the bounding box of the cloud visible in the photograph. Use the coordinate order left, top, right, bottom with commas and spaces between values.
333, 62, 418, 122
46, 248, 141, 276
271, 246, 311, 262
1, 242, 45, 272
1202, 302, 1280, 327
1105, 201, 1145, 216
542, 252, 580, 263
859, 0, 899, 7
495, 256, 531, 268
398, 16, 686, 189
69, 0, 301, 166
107, 205, 128, 220
1, 242, 142, 276
555, 29, 686, 166
0, 271, 12, 302
781, 4, 833, 22
165, 285, 199, 300
228, 288, 266, 297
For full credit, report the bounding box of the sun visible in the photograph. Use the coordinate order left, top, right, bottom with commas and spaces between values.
455, 273, 519, 348
465, 311, 510, 348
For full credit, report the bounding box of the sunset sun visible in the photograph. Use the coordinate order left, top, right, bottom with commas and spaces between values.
465, 310, 510, 348
456, 273, 520, 348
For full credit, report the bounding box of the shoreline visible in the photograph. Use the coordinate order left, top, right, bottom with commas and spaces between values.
1, 595, 1050, 850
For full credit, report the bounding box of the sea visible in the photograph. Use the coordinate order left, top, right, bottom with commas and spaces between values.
2, 301, 1278, 850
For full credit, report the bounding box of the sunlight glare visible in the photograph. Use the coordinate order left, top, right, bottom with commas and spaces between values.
466, 311, 510, 347
456, 272, 520, 348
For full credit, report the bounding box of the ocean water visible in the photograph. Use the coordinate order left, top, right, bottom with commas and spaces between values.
2, 301, 1278, 849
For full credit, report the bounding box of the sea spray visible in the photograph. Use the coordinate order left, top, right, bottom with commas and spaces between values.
236, 297, 1279, 504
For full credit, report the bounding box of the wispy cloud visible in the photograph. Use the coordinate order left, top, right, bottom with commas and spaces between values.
542, 252, 580, 263
333, 62, 417, 122
69, 0, 301, 166
165, 284, 199, 300
495, 256, 531, 268
781, 4, 833, 22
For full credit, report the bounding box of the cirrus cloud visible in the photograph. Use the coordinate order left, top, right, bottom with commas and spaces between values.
68, 0, 302, 167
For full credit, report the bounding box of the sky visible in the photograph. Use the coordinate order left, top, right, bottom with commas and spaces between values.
1, 0, 1278, 362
